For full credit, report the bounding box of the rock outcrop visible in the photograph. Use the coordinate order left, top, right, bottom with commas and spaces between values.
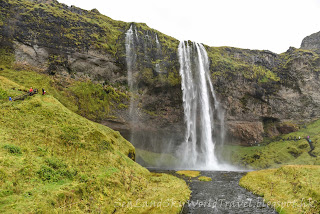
301, 31, 320, 53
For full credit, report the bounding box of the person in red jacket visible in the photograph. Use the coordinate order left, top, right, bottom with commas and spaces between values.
29, 87, 33, 95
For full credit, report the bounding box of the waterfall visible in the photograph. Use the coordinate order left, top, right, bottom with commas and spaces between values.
155, 34, 161, 73
178, 41, 225, 169
156, 34, 160, 50
125, 25, 140, 146
125, 25, 136, 116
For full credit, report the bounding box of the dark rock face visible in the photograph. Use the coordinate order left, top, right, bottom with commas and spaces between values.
209, 45, 320, 144
227, 121, 264, 145
2, 0, 320, 147
301, 31, 320, 53
13, 41, 121, 83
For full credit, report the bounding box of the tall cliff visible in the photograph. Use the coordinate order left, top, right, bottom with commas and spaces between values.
1, 0, 320, 148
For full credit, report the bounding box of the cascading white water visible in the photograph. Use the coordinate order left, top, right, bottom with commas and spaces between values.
155, 35, 161, 73
178, 41, 225, 169
156, 34, 161, 50
125, 25, 136, 117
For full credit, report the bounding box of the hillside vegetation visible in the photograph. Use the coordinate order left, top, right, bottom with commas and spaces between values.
0, 73, 190, 213
229, 120, 320, 213
223, 118, 320, 169
0, 57, 129, 122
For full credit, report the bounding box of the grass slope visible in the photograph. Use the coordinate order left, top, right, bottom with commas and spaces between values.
223, 119, 320, 169
240, 165, 320, 213
0, 79, 190, 213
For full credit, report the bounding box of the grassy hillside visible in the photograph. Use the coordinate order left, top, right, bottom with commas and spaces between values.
223, 119, 320, 169
0, 60, 129, 122
240, 165, 320, 213
0, 77, 190, 213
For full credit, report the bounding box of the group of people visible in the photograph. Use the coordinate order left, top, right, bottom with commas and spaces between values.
8, 87, 46, 101
284, 136, 301, 141
29, 87, 46, 96
28, 87, 46, 95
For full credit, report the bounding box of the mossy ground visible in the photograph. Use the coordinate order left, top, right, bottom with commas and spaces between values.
175, 171, 212, 182
176, 171, 200, 178
198, 176, 212, 182
0, 72, 190, 213
240, 165, 320, 213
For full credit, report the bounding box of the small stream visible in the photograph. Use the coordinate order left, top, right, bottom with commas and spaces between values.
150, 169, 278, 214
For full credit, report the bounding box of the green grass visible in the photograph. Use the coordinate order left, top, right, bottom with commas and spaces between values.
198, 176, 212, 182
223, 119, 320, 169
240, 165, 320, 213
0, 85, 190, 213
0, 76, 26, 102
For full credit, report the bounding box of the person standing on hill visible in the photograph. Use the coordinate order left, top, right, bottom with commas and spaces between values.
42, 88, 46, 95
29, 87, 33, 95
307, 136, 312, 143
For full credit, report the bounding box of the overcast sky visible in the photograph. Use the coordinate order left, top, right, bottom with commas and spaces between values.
58, 0, 320, 54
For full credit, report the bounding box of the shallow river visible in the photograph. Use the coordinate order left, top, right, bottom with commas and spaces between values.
150, 170, 278, 214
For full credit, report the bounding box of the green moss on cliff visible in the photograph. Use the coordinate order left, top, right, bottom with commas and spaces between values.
2, 0, 128, 56
277, 48, 319, 89
206, 46, 279, 83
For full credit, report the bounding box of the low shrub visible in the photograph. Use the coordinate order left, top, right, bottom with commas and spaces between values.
3, 144, 22, 154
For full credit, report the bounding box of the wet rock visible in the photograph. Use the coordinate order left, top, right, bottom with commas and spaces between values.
227, 121, 264, 146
